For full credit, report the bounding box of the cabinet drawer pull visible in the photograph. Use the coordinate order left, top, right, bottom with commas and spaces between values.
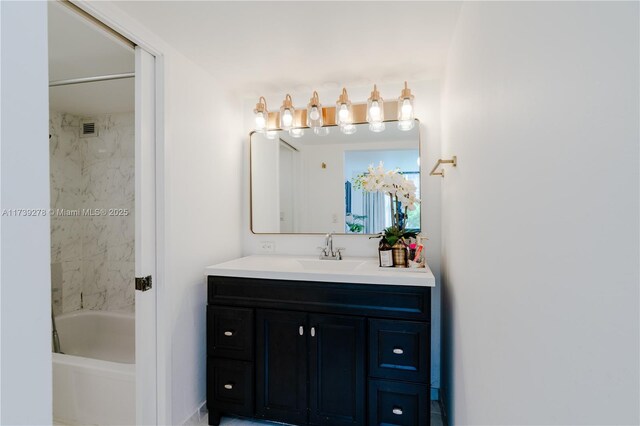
392, 407, 403, 416
223, 383, 234, 390
311, 327, 316, 337
299, 326, 304, 336
393, 347, 404, 355
223, 330, 234, 337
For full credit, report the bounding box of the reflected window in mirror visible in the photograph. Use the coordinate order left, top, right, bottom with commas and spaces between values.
344, 150, 420, 234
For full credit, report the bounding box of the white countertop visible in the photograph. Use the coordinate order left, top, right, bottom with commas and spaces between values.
204, 255, 435, 287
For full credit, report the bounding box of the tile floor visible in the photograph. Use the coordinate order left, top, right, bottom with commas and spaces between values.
197, 401, 445, 426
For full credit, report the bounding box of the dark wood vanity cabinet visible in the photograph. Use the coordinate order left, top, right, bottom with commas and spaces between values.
207, 276, 431, 426
255, 310, 366, 425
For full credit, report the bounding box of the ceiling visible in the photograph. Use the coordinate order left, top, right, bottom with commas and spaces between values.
48, 2, 134, 115
114, 1, 462, 98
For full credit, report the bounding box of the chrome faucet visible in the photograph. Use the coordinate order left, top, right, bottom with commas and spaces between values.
319, 232, 344, 260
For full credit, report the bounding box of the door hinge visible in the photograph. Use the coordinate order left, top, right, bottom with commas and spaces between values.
135, 275, 152, 291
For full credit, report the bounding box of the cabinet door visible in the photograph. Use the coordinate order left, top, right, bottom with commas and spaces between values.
309, 314, 366, 426
256, 309, 308, 425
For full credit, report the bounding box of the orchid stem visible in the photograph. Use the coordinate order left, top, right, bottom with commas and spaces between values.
394, 194, 399, 230
403, 206, 408, 231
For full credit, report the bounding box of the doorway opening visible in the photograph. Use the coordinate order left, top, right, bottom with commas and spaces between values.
48, 1, 158, 424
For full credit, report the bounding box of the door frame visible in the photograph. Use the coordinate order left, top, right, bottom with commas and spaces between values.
67, 1, 169, 424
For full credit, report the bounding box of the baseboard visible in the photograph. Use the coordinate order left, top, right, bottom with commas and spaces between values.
182, 401, 207, 425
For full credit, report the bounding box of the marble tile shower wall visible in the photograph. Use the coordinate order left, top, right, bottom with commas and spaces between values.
50, 111, 134, 315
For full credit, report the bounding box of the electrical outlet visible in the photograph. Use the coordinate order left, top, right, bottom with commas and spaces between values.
260, 241, 275, 253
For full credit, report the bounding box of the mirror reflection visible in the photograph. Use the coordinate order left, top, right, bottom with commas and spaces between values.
251, 120, 420, 234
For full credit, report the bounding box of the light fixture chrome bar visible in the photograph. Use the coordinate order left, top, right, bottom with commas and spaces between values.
49, 72, 134, 87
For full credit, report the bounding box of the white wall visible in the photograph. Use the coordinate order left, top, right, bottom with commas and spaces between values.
162, 57, 244, 425
243, 80, 444, 394
0, 1, 52, 424
441, 2, 639, 424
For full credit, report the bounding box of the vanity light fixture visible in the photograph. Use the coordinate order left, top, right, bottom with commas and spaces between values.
306, 91, 324, 132
367, 84, 385, 133
279, 94, 295, 131
336, 88, 356, 135
397, 81, 415, 131
253, 96, 268, 133
255, 82, 417, 136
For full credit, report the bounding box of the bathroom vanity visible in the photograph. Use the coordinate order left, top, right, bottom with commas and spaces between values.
205, 255, 435, 426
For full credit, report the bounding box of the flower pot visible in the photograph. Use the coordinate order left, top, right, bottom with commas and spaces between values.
391, 241, 408, 268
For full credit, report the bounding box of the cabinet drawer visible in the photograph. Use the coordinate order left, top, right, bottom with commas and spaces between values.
207, 358, 254, 417
208, 306, 253, 360
369, 319, 429, 383
368, 379, 429, 426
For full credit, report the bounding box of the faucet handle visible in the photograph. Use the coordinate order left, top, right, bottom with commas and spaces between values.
335, 247, 346, 260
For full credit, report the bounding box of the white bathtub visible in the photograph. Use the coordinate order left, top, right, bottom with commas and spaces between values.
53, 310, 135, 426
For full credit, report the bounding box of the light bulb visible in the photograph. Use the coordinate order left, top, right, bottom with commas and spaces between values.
369, 101, 381, 120
340, 124, 357, 135
338, 104, 349, 121
397, 82, 415, 124
306, 91, 324, 129
253, 96, 269, 132
309, 107, 320, 121
255, 111, 266, 130
279, 94, 295, 130
336, 88, 353, 127
282, 109, 293, 127
289, 128, 304, 138
367, 84, 384, 127
401, 99, 413, 120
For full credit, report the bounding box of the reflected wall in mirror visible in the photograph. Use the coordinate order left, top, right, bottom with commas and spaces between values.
250, 120, 420, 234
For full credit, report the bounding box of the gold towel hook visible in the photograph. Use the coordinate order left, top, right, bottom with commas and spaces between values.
429, 156, 457, 177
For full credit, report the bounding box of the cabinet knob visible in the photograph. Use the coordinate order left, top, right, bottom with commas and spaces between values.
393, 347, 404, 355
392, 407, 403, 416
224, 383, 234, 390
299, 326, 304, 336
223, 330, 234, 337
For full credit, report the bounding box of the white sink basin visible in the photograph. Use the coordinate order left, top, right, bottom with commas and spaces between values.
296, 259, 365, 272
